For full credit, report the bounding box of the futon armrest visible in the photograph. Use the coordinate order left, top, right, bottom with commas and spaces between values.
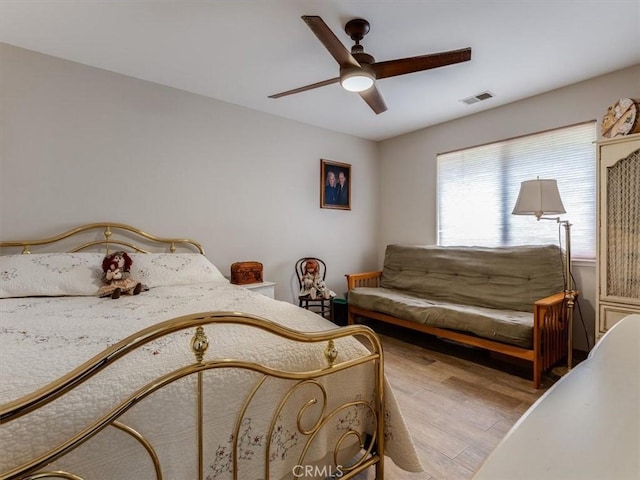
534, 292, 566, 307
533, 291, 579, 330
535, 290, 579, 307
345, 271, 383, 290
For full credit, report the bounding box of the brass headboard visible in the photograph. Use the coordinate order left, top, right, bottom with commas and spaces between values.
0, 222, 205, 255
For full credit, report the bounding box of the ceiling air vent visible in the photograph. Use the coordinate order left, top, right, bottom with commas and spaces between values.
460, 91, 494, 105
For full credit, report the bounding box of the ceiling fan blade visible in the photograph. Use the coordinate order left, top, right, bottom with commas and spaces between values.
302, 15, 360, 69
268, 77, 340, 99
359, 85, 388, 114
373, 47, 472, 79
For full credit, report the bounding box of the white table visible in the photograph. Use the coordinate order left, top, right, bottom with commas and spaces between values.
473, 314, 640, 480
239, 281, 276, 299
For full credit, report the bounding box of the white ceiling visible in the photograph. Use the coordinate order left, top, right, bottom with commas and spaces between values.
2, 1, 639, 141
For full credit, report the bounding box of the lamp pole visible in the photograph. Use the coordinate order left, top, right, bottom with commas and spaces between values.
561, 219, 575, 371
536, 215, 575, 375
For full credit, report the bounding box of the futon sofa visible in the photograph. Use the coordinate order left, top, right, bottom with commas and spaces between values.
346, 244, 570, 388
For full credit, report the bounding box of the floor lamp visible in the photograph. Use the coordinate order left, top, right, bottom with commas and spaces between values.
512, 178, 576, 374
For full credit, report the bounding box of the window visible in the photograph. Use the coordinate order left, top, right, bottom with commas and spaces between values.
437, 122, 596, 259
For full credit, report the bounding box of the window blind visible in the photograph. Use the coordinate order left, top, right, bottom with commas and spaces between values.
437, 122, 596, 258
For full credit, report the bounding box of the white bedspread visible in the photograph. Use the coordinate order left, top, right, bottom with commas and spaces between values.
0, 283, 422, 479
473, 314, 640, 480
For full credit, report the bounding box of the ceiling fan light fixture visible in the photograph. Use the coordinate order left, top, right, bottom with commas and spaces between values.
340, 66, 375, 92
269, 16, 473, 114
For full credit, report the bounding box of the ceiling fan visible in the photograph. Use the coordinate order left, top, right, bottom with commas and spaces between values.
268, 15, 472, 114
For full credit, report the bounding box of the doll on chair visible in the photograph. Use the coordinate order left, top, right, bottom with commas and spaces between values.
299, 259, 335, 300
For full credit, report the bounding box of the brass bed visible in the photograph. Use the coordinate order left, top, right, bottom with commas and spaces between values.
0, 223, 422, 480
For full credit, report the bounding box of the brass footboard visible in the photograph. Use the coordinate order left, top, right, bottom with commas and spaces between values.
0, 313, 386, 480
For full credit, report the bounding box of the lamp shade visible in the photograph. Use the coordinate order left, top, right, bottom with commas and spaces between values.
512, 178, 566, 218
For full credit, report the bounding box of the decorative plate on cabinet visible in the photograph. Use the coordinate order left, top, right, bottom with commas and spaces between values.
601, 97, 640, 138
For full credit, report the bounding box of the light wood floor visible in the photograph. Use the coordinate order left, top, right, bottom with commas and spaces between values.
355, 321, 562, 480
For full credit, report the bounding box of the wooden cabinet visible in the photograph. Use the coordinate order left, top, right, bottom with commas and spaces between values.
596, 133, 640, 341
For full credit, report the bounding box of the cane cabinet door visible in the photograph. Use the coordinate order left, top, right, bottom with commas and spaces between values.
596, 133, 640, 340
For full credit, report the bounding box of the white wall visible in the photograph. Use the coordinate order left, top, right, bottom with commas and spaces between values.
0, 44, 380, 301
3, 42, 638, 350
378, 64, 640, 351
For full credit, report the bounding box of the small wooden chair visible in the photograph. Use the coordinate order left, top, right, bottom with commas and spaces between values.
295, 257, 331, 319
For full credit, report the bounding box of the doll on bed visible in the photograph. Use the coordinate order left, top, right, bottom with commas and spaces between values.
97, 251, 143, 299
299, 259, 335, 300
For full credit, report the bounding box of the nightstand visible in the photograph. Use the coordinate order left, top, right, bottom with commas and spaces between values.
240, 281, 276, 299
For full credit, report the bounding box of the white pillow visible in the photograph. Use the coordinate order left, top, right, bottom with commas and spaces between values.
129, 253, 228, 288
0, 253, 104, 298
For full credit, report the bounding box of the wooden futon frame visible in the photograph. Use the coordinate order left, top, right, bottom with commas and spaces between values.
346, 271, 570, 389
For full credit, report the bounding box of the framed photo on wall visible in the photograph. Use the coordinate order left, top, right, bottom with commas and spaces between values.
320, 159, 351, 210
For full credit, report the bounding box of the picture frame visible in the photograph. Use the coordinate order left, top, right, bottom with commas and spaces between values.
320, 159, 351, 210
